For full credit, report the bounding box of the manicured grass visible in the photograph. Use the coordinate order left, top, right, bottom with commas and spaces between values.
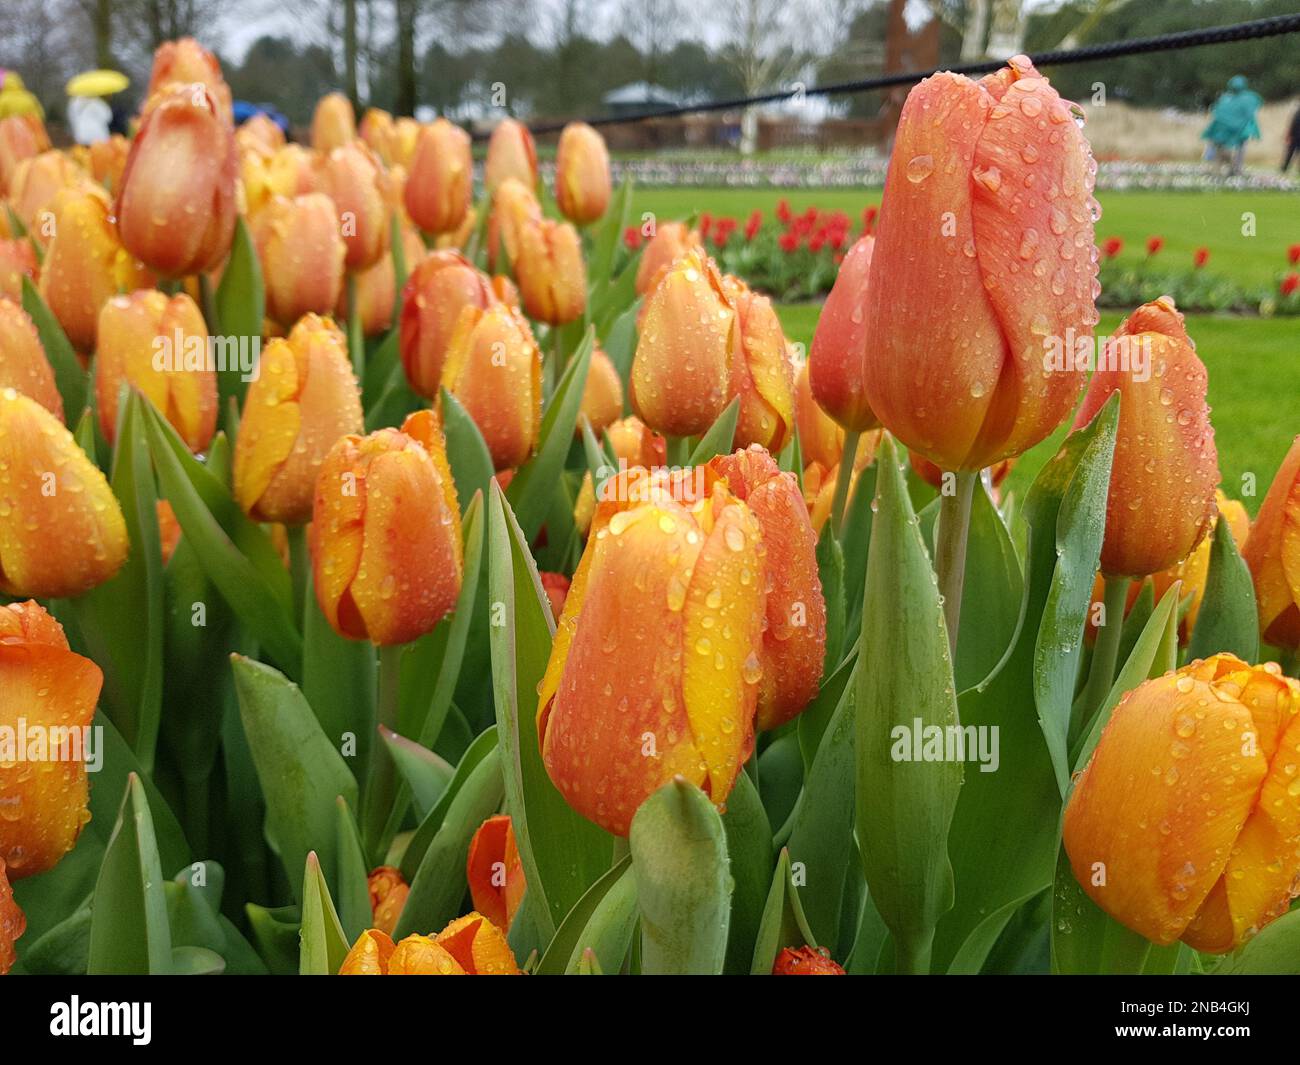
775, 305, 1297, 516
633, 188, 1300, 287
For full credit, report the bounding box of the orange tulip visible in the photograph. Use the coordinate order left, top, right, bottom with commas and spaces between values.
486, 177, 541, 273
339, 912, 521, 975
367, 866, 409, 936
398, 250, 495, 399
0, 599, 101, 878
514, 216, 586, 325
359, 108, 396, 164
405, 119, 472, 236
442, 302, 541, 471
720, 275, 794, 452
0, 389, 128, 597
39, 184, 153, 353
157, 499, 182, 565
311, 92, 356, 153
318, 142, 391, 272
116, 84, 238, 277
709, 447, 825, 729
145, 36, 234, 124
254, 193, 347, 327
0, 238, 38, 302
860, 56, 1098, 471
484, 117, 537, 193
0, 115, 41, 196
634, 221, 697, 297
538, 469, 766, 836
0, 858, 23, 974
573, 415, 667, 535
88, 134, 130, 193
8, 150, 83, 246
238, 112, 285, 152
339, 224, 425, 337
555, 121, 611, 225
579, 345, 623, 436
0, 298, 61, 418
466, 814, 526, 932
772, 946, 846, 975
1073, 297, 1219, 578
630, 247, 733, 438
1244, 436, 1300, 650
808, 234, 879, 433
794, 357, 846, 471
233, 314, 362, 524
95, 289, 217, 452
310, 409, 462, 645
1064, 654, 1300, 953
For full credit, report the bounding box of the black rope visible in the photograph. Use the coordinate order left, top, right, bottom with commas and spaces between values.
513, 13, 1300, 136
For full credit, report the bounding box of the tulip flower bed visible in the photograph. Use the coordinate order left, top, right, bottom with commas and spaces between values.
4, 40, 1300, 982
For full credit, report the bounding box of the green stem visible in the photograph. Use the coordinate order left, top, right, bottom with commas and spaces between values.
362, 644, 403, 864
895, 930, 934, 975
347, 273, 364, 378
287, 524, 309, 629
935, 470, 978, 658
829, 428, 861, 533
1081, 576, 1130, 722
198, 272, 220, 334
182, 770, 211, 857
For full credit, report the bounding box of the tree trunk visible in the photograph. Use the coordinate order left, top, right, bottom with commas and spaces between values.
395, 0, 417, 116
94, 0, 114, 68
960, 0, 989, 61
344, 0, 360, 109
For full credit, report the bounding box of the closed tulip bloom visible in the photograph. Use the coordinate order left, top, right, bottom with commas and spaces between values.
39, 184, 153, 353
721, 275, 794, 452
772, 946, 846, 975
367, 866, 409, 936
405, 118, 472, 236
0, 390, 128, 597
540, 570, 571, 617
116, 84, 238, 277
1073, 297, 1218, 578
9, 150, 83, 246
398, 250, 495, 399
794, 357, 845, 470
337, 929, 394, 974
538, 473, 767, 836
0, 858, 23, 973
0, 238, 38, 301
338, 224, 425, 337
238, 112, 285, 152
0, 115, 41, 195
442, 302, 541, 470
709, 447, 825, 729
809, 234, 880, 432
466, 815, 526, 932
0, 298, 61, 418
233, 315, 362, 524
311, 92, 356, 152
1244, 436, 1300, 650
146, 36, 234, 124
254, 193, 346, 326
359, 108, 396, 163
1064, 654, 1300, 953
861, 56, 1098, 471
240, 143, 318, 219
340, 912, 520, 975
318, 142, 390, 271
485, 117, 537, 193
95, 290, 217, 452
310, 409, 462, 645
0, 600, 101, 879
486, 177, 542, 273
579, 345, 623, 436
631, 248, 733, 438
573, 415, 667, 535
514, 216, 586, 325
88, 134, 130, 193
555, 121, 611, 224
634, 221, 697, 297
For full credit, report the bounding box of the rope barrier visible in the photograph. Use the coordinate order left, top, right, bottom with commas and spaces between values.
515, 13, 1300, 136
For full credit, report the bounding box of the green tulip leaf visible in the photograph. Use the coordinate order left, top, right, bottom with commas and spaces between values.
750, 847, 817, 974
686, 395, 740, 466
1187, 517, 1259, 663
21, 274, 88, 421
720, 769, 773, 974
212, 216, 264, 408
299, 852, 351, 975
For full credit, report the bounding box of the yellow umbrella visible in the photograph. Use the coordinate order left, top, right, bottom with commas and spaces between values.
66, 70, 130, 98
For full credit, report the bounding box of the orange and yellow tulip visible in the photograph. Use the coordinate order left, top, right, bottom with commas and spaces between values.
0, 115, 43, 195
338, 224, 425, 337
145, 36, 234, 124
311, 92, 356, 153
88, 134, 130, 193
634, 221, 697, 297
398, 250, 495, 399
238, 112, 285, 153
0, 238, 38, 302
1064, 654, 1300, 953
367, 866, 409, 937
317, 142, 390, 272
555, 121, 611, 225
772, 946, 845, 975
0, 599, 101, 878
580, 345, 623, 437
721, 275, 794, 452
0, 858, 23, 974
339, 912, 520, 975
1244, 436, 1300, 650
484, 117, 537, 193
0, 298, 61, 419
405, 119, 472, 236
514, 216, 586, 325
8, 150, 83, 246
466, 814, 526, 932
486, 177, 541, 273
808, 234, 879, 433
310, 409, 462, 645
233, 314, 362, 524
253, 193, 347, 327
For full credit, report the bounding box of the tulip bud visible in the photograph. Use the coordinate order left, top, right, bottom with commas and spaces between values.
357, 913, 521, 975
466, 814, 526, 932
254, 193, 347, 327
311, 92, 356, 153
398, 250, 495, 399
442, 302, 541, 471
486, 177, 541, 273
809, 234, 880, 433
631, 248, 733, 438
318, 142, 390, 271
1064, 654, 1300, 953
0, 115, 42, 196
0, 599, 102, 878
794, 357, 844, 471
0, 858, 23, 973
88, 134, 130, 193
573, 415, 667, 535
485, 117, 537, 193
634, 221, 696, 297
1244, 436, 1300, 650
555, 122, 611, 225
238, 113, 285, 153
538, 474, 766, 836
861, 56, 1098, 471
146, 36, 234, 124
338, 224, 425, 337
310, 409, 462, 645
9, 150, 83, 246
95, 290, 217, 453
40, 184, 153, 353
579, 345, 623, 437
1073, 297, 1218, 578
0, 238, 38, 302
359, 108, 396, 163
721, 275, 794, 452
709, 447, 825, 729
367, 866, 409, 936
234, 314, 362, 524
514, 217, 586, 325
0, 390, 128, 597
405, 118, 472, 236
337, 929, 394, 974
0, 298, 61, 419
772, 946, 845, 975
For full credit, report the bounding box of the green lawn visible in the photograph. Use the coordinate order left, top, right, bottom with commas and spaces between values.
633, 188, 1300, 287
776, 305, 1297, 516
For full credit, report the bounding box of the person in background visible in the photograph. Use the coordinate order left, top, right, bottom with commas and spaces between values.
0, 71, 43, 120
1201, 74, 1262, 177
1283, 104, 1300, 175
68, 90, 112, 144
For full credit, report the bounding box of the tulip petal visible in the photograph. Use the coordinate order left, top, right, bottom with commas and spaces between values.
338, 928, 394, 974
435, 912, 520, 974
387, 933, 467, 975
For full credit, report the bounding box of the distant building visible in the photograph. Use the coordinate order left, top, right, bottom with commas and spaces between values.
603, 83, 683, 118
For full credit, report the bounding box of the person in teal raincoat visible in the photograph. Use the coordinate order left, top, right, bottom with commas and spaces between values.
1201, 75, 1261, 177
